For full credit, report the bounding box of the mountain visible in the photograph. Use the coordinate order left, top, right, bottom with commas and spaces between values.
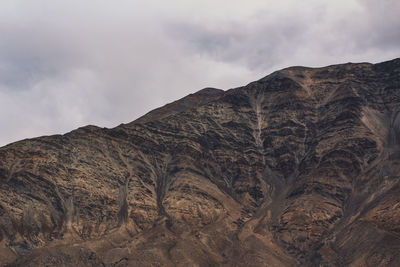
1, 58, 400, 266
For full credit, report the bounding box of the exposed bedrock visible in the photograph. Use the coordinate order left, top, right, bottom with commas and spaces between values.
1, 58, 400, 266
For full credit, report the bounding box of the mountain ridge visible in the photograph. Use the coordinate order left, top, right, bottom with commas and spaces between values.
1, 58, 400, 266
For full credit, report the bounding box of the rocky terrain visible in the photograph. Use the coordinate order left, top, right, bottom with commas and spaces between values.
1, 58, 400, 266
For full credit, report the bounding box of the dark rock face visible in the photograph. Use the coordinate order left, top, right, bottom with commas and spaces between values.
1, 58, 400, 266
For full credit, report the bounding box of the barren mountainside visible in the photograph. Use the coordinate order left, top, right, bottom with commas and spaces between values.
1, 58, 400, 266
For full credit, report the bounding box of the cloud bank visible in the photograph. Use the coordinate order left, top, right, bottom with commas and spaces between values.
0, 0, 399, 146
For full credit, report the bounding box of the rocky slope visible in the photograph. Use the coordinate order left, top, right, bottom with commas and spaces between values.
1, 58, 400, 266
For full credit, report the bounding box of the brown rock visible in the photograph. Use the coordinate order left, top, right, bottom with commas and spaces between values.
1, 58, 400, 266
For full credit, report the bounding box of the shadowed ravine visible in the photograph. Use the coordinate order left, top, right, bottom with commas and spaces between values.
1, 58, 400, 266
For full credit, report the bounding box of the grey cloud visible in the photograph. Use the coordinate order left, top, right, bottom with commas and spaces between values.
355, 0, 400, 50
166, 20, 307, 71
0, 25, 85, 92
0, 0, 399, 146
166, 1, 400, 73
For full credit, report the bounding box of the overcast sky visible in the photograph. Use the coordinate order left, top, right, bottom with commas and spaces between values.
0, 0, 399, 146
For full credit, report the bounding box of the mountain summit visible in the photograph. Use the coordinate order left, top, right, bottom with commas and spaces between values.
1, 58, 400, 266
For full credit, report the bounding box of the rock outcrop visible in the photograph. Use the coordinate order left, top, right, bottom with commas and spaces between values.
1, 58, 400, 266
